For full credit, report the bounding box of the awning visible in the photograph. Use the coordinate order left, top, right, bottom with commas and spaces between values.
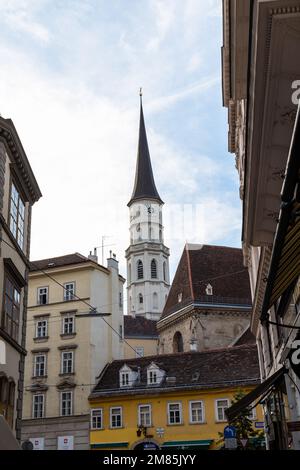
225, 367, 286, 422
261, 103, 300, 320
161, 440, 213, 449
90, 442, 129, 449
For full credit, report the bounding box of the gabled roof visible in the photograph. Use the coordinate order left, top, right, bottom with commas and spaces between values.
128, 100, 163, 206
90, 344, 260, 398
29, 253, 107, 272
161, 244, 252, 319
124, 316, 158, 338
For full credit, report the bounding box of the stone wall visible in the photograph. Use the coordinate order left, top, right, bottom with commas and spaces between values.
159, 308, 250, 354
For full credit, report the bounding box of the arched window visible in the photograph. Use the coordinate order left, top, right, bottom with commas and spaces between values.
163, 262, 167, 282
153, 292, 158, 309
138, 294, 143, 305
128, 263, 131, 283
151, 259, 157, 279
205, 283, 213, 295
159, 229, 162, 242
173, 331, 183, 353
137, 260, 143, 279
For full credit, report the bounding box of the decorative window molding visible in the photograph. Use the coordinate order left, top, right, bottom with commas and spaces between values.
33, 354, 47, 377
61, 351, 74, 375
32, 393, 45, 419
60, 390, 73, 416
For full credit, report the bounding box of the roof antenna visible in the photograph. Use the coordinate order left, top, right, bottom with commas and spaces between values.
139, 87, 143, 104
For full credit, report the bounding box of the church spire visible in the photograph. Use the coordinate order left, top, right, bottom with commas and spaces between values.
128, 91, 163, 207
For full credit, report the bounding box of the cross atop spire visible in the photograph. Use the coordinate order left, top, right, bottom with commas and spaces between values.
128, 92, 163, 207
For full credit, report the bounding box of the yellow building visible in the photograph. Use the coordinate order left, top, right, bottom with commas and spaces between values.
124, 316, 158, 359
89, 344, 264, 450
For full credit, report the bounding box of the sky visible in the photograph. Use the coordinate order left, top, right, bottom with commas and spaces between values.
0, 0, 242, 281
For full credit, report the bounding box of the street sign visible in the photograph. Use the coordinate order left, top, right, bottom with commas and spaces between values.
224, 425, 236, 439
255, 421, 265, 429
225, 438, 237, 449
240, 439, 248, 448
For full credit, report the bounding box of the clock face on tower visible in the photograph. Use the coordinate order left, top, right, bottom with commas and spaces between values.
147, 205, 154, 214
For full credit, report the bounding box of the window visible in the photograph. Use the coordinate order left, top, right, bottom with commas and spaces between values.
110, 407, 122, 428
216, 399, 230, 422
60, 391, 73, 416
168, 403, 182, 425
148, 370, 158, 385
189, 401, 204, 424
36, 319, 48, 338
91, 408, 103, 430
64, 282, 75, 301
137, 260, 143, 280
0, 377, 15, 427
135, 347, 144, 358
37, 287, 48, 305
120, 372, 130, 387
151, 259, 157, 279
128, 263, 131, 283
10, 182, 25, 249
173, 331, 183, 353
163, 262, 167, 282
138, 294, 143, 305
3, 276, 21, 342
32, 394, 44, 419
153, 292, 158, 309
62, 314, 75, 335
119, 292, 123, 308
248, 407, 257, 420
138, 404, 152, 427
61, 351, 74, 374
34, 354, 46, 377
119, 324, 123, 340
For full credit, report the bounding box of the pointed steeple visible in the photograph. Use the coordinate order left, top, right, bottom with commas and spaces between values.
128, 92, 163, 206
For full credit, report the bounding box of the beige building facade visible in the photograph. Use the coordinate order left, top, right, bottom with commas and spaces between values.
0, 116, 41, 442
21, 252, 124, 450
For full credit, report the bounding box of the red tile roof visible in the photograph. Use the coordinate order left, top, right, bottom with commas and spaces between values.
161, 244, 252, 319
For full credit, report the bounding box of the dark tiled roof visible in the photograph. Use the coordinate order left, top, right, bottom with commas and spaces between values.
128, 101, 163, 206
90, 344, 260, 397
161, 244, 252, 319
29, 253, 97, 272
124, 316, 158, 338
233, 327, 256, 346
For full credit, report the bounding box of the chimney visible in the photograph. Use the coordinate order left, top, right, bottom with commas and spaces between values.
88, 248, 98, 263
166, 376, 176, 386
107, 251, 119, 271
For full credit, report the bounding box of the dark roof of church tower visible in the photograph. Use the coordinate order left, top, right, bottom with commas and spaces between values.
128, 100, 163, 206
160, 244, 252, 320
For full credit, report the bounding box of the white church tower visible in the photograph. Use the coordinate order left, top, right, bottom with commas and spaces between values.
125, 94, 170, 320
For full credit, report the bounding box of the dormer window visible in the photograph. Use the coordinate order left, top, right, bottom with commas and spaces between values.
205, 284, 213, 296
147, 363, 165, 386
119, 365, 137, 388
178, 293, 182, 303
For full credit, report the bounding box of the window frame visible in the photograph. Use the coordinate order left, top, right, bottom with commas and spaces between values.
32, 393, 45, 419
167, 402, 182, 425
63, 282, 76, 302
215, 398, 230, 422
35, 319, 48, 338
61, 350, 74, 374
33, 353, 47, 377
151, 259, 157, 279
137, 260, 144, 280
110, 406, 123, 429
2, 273, 21, 342
62, 313, 75, 335
37, 287, 49, 306
9, 181, 26, 250
90, 408, 103, 430
138, 404, 152, 427
189, 400, 205, 424
120, 371, 130, 388
60, 390, 73, 417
